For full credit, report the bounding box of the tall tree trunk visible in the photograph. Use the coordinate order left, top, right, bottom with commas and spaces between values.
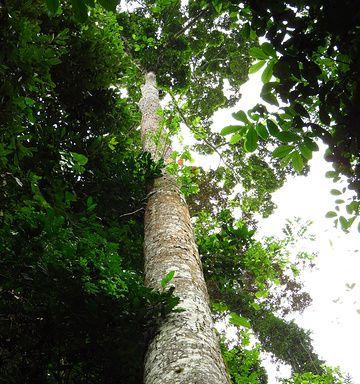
139, 72, 229, 384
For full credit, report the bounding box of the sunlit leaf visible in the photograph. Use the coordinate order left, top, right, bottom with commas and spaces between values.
244, 126, 258, 152
220, 125, 241, 136
232, 110, 249, 124
249, 47, 268, 60
160, 271, 175, 288
291, 151, 304, 172
229, 312, 251, 328
249, 60, 265, 74
272, 145, 294, 158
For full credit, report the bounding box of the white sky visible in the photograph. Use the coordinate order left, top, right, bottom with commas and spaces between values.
175, 70, 360, 383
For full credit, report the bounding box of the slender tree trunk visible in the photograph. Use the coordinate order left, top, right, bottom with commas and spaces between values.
139, 72, 229, 384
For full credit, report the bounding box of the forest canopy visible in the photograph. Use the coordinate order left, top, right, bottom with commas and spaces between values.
0, 0, 358, 383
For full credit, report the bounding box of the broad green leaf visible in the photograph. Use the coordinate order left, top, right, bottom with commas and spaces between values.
325, 211, 337, 218
229, 133, 243, 145
280, 153, 293, 167
339, 216, 349, 231
261, 42, 276, 57
261, 91, 278, 106
232, 110, 249, 124
249, 60, 265, 74
71, 152, 88, 165
261, 60, 275, 83
335, 199, 345, 204
249, 47, 268, 60
45, 0, 59, 14
220, 125, 241, 136
272, 145, 294, 158
86, 196, 97, 211
261, 83, 279, 106
229, 312, 251, 328
267, 120, 279, 136
160, 270, 175, 288
299, 143, 312, 160
291, 151, 304, 172
330, 189, 342, 196
251, 302, 261, 310
325, 171, 337, 178
244, 127, 258, 152
256, 123, 269, 140
304, 137, 319, 151
276, 131, 299, 143
98, 0, 118, 11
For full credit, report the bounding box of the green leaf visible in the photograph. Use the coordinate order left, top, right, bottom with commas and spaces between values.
70, 0, 88, 22
229, 312, 251, 328
261, 60, 275, 83
255, 123, 269, 140
212, 302, 228, 313
261, 91, 278, 106
249, 60, 265, 74
160, 271, 175, 288
45, 0, 59, 14
244, 127, 258, 152
267, 120, 279, 136
220, 125, 242, 136
335, 199, 345, 204
261, 83, 279, 106
255, 290, 268, 298
98, 0, 118, 11
232, 110, 249, 124
71, 152, 88, 165
276, 131, 299, 143
291, 151, 304, 172
325, 171, 337, 178
339, 216, 349, 231
325, 211, 337, 218
299, 143, 312, 160
249, 47, 268, 60
229, 133, 243, 145
272, 145, 294, 158
261, 42, 276, 57
346, 201, 358, 214
330, 189, 342, 196
303, 137, 319, 151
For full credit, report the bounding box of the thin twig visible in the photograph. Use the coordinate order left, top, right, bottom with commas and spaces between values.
173, 7, 208, 39
119, 207, 144, 218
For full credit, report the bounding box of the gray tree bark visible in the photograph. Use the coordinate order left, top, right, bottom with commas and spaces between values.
139, 72, 230, 384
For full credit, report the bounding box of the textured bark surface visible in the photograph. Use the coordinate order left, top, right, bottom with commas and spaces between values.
139, 73, 229, 384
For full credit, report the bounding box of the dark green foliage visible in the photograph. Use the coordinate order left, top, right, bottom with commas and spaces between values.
0, 2, 176, 382
231, 0, 360, 229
